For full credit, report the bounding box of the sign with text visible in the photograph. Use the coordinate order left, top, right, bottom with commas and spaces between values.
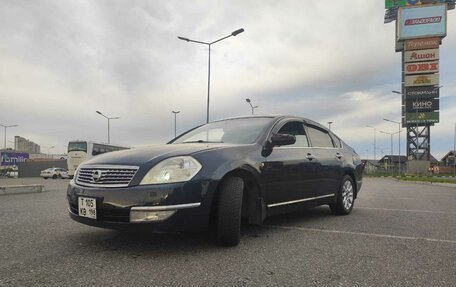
404, 37, 440, 50
405, 111, 439, 124
404, 48, 439, 62
0, 152, 29, 166
397, 4, 447, 40
405, 86, 440, 98
406, 98, 439, 112
405, 60, 439, 74
404, 74, 439, 86
386, 0, 448, 8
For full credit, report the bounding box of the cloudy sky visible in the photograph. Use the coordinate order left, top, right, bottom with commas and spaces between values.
1, 0, 455, 159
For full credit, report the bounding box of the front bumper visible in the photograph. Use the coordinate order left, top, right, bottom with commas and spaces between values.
67, 179, 217, 232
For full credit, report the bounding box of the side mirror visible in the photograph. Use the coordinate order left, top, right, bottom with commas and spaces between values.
270, 133, 296, 147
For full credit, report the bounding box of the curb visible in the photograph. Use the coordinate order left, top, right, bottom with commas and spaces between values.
0, 185, 46, 195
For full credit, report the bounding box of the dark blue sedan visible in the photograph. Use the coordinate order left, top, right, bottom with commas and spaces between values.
67, 115, 363, 246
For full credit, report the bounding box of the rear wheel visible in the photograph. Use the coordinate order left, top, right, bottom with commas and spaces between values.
330, 175, 355, 215
215, 176, 244, 246
52, 174, 57, 179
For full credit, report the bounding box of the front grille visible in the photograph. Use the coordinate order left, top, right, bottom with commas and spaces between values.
75, 165, 139, 188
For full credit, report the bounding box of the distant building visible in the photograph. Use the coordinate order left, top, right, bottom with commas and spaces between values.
14, 136, 40, 154
441, 150, 455, 166
362, 160, 380, 174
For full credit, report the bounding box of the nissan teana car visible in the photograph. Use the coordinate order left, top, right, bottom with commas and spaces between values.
67, 115, 363, 246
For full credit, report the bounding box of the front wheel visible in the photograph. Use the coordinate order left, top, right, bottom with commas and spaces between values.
215, 176, 244, 246
330, 175, 355, 215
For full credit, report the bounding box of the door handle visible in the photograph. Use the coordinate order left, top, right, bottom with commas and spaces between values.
306, 153, 315, 161
336, 153, 343, 159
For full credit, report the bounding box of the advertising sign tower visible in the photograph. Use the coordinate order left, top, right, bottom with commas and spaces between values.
385, 0, 454, 161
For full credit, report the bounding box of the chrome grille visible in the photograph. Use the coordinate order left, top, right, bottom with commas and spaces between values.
75, 165, 139, 188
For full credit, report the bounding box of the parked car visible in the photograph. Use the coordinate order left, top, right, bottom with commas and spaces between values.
67, 115, 363, 246
41, 168, 69, 179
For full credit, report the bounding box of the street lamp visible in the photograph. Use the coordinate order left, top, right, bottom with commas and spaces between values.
245, 98, 258, 115
379, 130, 400, 176
327, 121, 333, 130
96, 111, 120, 144
178, 28, 245, 123
384, 118, 402, 176
366, 125, 377, 161
0, 123, 18, 150
172, 111, 180, 138
47, 146, 55, 157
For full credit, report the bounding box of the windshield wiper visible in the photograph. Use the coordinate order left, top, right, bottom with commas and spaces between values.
181, 140, 224, 144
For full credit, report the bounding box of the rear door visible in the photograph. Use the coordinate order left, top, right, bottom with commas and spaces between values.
305, 125, 343, 197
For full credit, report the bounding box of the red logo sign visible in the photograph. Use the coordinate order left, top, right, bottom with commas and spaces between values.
405, 16, 442, 26
405, 62, 438, 74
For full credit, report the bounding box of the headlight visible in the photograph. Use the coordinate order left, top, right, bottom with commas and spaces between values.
140, 156, 202, 185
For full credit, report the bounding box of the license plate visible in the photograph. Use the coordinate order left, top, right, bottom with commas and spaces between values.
78, 197, 97, 219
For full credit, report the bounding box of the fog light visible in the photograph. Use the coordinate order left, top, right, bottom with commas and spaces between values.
129, 210, 176, 223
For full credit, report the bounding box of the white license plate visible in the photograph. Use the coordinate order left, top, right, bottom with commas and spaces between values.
78, 197, 97, 219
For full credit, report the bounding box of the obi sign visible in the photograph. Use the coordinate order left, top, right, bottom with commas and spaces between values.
397, 4, 447, 40
0, 152, 29, 166
405, 61, 439, 74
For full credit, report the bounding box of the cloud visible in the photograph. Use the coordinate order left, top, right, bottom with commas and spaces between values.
0, 0, 455, 160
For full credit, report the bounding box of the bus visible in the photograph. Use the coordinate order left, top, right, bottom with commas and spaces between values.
67, 141, 129, 178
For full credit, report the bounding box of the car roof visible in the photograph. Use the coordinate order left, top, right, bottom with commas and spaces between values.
212, 115, 328, 130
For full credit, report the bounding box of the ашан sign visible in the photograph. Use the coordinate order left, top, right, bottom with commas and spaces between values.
404, 48, 439, 62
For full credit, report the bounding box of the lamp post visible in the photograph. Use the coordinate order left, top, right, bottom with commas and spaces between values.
47, 146, 55, 158
178, 28, 245, 123
245, 98, 258, 115
379, 130, 400, 176
172, 111, 180, 138
0, 123, 18, 150
327, 121, 333, 130
453, 122, 456, 176
384, 118, 402, 176
366, 125, 377, 160
96, 111, 119, 144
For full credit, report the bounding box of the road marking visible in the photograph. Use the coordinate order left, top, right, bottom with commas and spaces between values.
265, 225, 456, 244
356, 206, 455, 214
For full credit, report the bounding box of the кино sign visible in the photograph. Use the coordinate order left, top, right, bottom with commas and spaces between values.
405, 98, 439, 112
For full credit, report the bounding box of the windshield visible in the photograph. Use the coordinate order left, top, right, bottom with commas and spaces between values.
68, 141, 87, 152
173, 117, 274, 145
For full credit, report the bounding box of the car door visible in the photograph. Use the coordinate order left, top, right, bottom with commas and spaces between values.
261, 120, 321, 206
305, 124, 343, 197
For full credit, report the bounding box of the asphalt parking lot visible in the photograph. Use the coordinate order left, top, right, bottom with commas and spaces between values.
0, 178, 455, 286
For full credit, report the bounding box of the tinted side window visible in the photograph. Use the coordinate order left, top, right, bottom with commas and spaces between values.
277, 121, 309, 147
306, 126, 334, 148
331, 135, 342, 148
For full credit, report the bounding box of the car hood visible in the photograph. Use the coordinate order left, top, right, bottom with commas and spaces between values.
81, 143, 230, 166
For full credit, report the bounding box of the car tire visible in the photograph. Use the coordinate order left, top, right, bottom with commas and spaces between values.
330, 175, 355, 215
215, 176, 244, 246
52, 174, 57, 179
